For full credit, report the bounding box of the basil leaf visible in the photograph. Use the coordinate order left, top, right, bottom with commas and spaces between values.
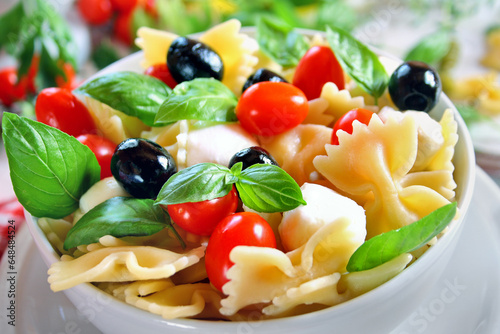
155, 163, 236, 205
74, 71, 172, 127
2, 113, 100, 219
326, 25, 389, 101
346, 202, 457, 272
256, 16, 309, 68
0, 2, 24, 49
64, 197, 177, 250
155, 78, 238, 125
404, 29, 453, 66
235, 164, 306, 213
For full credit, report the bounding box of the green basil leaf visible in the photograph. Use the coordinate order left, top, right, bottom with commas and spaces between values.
74, 71, 172, 127
1, 113, 100, 219
326, 25, 389, 101
155, 163, 236, 205
256, 16, 309, 68
63, 197, 177, 250
155, 78, 238, 125
404, 29, 453, 66
346, 202, 457, 272
0, 2, 25, 49
235, 164, 306, 213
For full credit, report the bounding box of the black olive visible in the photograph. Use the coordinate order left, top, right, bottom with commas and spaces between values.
167, 37, 224, 83
228, 146, 279, 170
111, 138, 177, 199
242, 68, 288, 93
388, 61, 441, 113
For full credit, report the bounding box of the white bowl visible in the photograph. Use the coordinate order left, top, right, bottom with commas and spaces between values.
25, 27, 476, 334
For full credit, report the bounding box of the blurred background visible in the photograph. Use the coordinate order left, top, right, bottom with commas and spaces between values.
1, 0, 500, 252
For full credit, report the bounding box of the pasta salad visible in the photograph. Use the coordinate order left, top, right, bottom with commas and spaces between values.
2, 19, 460, 321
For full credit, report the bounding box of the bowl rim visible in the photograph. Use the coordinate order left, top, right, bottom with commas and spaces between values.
25, 25, 477, 330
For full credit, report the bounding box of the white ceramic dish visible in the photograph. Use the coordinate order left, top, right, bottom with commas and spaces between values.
4, 168, 500, 334
21, 28, 476, 334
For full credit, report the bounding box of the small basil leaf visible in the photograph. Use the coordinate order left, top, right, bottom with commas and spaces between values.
155, 163, 235, 205
235, 164, 306, 213
155, 78, 238, 125
2, 113, 100, 219
256, 16, 309, 68
326, 25, 389, 101
74, 71, 171, 127
404, 29, 453, 66
63, 197, 177, 250
346, 202, 457, 272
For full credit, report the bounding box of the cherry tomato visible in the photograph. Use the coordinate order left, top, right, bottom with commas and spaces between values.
0, 67, 27, 107
144, 64, 177, 89
166, 186, 239, 236
113, 10, 134, 45
110, 0, 138, 12
331, 108, 375, 145
205, 212, 276, 292
143, 0, 158, 18
292, 45, 345, 100
77, 134, 116, 179
236, 81, 308, 137
55, 62, 78, 90
35, 88, 98, 137
77, 0, 113, 25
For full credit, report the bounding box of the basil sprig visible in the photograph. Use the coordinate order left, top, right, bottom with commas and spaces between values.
64, 197, 183, 250
155, 162, 306, 213
256, 16, 309, 68
74, 71, 172, 127
347, 202, 457, 272
326, 25, 389, 103
155, 78, 238, 125
2, 113, 100, 219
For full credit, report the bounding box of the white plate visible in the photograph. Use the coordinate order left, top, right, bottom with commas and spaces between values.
1, 167, 499, 334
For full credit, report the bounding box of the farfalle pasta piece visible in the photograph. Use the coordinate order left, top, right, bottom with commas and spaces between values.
135, 27, 178, 68
199, 19, 259, 96
303, 98, 334, 126
79, 177, 130, 214
319, 82, 368, 125
313, 113, 456, 238
48, 245, 205, 291
123, 281, 224, 319
38, 217, 73, 255
261, 124, 332, 186
82, 96, 149, 144
220, 184, 366, 316
262, 273, 345, 316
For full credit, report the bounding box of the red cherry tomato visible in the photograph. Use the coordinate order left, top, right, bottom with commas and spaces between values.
143, 0, 158, 18
77, 134, 116, 179
110, 0, 138, 12
144, 64, 177, 89
55, 62, 78, 90
292, 45, 345, 100
77, 0, 113, 25
236, 81, 308, 137
331, 108, 375, 145
35, 88, 98, 137
113, 10, 134, 45
205, 212, 276, 292
0, 67, 27, 107
166, 186, 239, 236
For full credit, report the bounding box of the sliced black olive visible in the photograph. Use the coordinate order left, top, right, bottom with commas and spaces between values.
167, 36, 224, 83
388, 61, 441, 113
111, 138, 177, 199
242, 68, 288, 93
228, 146, 279, 170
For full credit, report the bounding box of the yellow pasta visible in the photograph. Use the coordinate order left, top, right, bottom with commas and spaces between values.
199, 19, 259, 95
261, 124, 332, 186
135, 27, 178, 68
48, 246, 206, 291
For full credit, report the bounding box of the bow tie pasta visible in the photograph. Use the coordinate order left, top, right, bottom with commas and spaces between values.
313, 109, 458, 239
